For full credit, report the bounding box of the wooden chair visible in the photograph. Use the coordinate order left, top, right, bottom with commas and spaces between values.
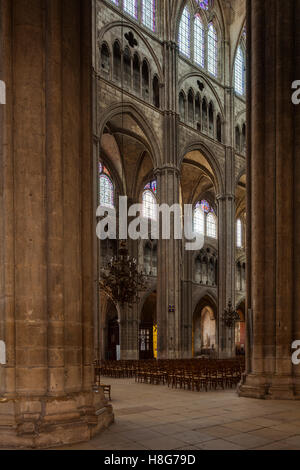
100, 384, 112, 401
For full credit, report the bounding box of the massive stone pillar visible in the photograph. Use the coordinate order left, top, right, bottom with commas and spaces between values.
0, 0, 113, 448
239, 0, 300, 399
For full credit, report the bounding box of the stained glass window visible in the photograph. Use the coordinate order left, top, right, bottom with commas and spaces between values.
194, 201, 218, 238
179, 7, 191, 58
237, 219, 242, 248
99, 163, 114, 208
208, 23, 217, 76
194, 207, 205, 234
142, 0, 156, 32
124, 0, 138, 19
207, 213, 217, 238
151, 180, 157, 194
196, 0, 209, 10
100, 175, 114, 208
144, 180, 157, 194
143, 190, 157, 220
200, 200, 211, 214
103, 166, 111, 177
234, 45, 245, 95
194, 16, 205, 68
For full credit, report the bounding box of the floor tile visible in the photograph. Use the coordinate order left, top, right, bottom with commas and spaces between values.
145, 437, 187, 450
198, 439, 244, 451
224, 432, 272, 449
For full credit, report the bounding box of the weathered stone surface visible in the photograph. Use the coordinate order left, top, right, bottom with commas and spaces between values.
0, 0, 114, 447
0, 392, 114, 449
239, 0, 300, 399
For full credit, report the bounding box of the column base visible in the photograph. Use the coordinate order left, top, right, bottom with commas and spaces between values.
0, 388, 114, 449
238, 373, 300, 400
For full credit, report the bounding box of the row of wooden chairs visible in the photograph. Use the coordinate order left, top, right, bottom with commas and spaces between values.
166, 366, 241, 391
99, 359, 244, 393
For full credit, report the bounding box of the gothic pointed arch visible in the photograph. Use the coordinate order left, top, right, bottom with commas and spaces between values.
179, 142, 225, 195
98, 102, 163, 168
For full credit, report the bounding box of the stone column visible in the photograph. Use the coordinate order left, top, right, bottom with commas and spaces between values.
156, 39, 182, 359
156, 165, 182, 359
98, 293, 108, 361
239, 0, 300, 399
217, 189, 236, 358
215, 52, 237, 358
0, 0, 113, 448
181, 251, 194, 358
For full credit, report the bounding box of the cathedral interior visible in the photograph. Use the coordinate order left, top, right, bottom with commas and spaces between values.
1, 0, 300, 451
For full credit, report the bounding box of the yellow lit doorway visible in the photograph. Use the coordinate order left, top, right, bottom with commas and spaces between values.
139, 291, 157, 360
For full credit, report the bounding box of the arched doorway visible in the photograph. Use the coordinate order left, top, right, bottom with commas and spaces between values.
193, 298, 217, 357
139, 292, 157, 360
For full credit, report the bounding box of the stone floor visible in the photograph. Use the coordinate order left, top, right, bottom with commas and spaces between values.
57, 378, 300, 450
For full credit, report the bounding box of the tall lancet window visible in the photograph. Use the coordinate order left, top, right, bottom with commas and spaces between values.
124, 0, 138, 19
194, 16, 205, 68
99, 163, 114, 209
143, 180, 158, 220
236, 219, 243, 248
207, 212, 217, 239
234, 45, 245, 95
142, 0, 156, 31
194, 205, 205, 235
194, 200, 218, 238
179, 7, 191, 58
208, 23, 218, 76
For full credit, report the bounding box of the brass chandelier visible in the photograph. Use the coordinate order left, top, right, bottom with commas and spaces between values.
222, 300, 240, 328
100, 242, 146, 306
